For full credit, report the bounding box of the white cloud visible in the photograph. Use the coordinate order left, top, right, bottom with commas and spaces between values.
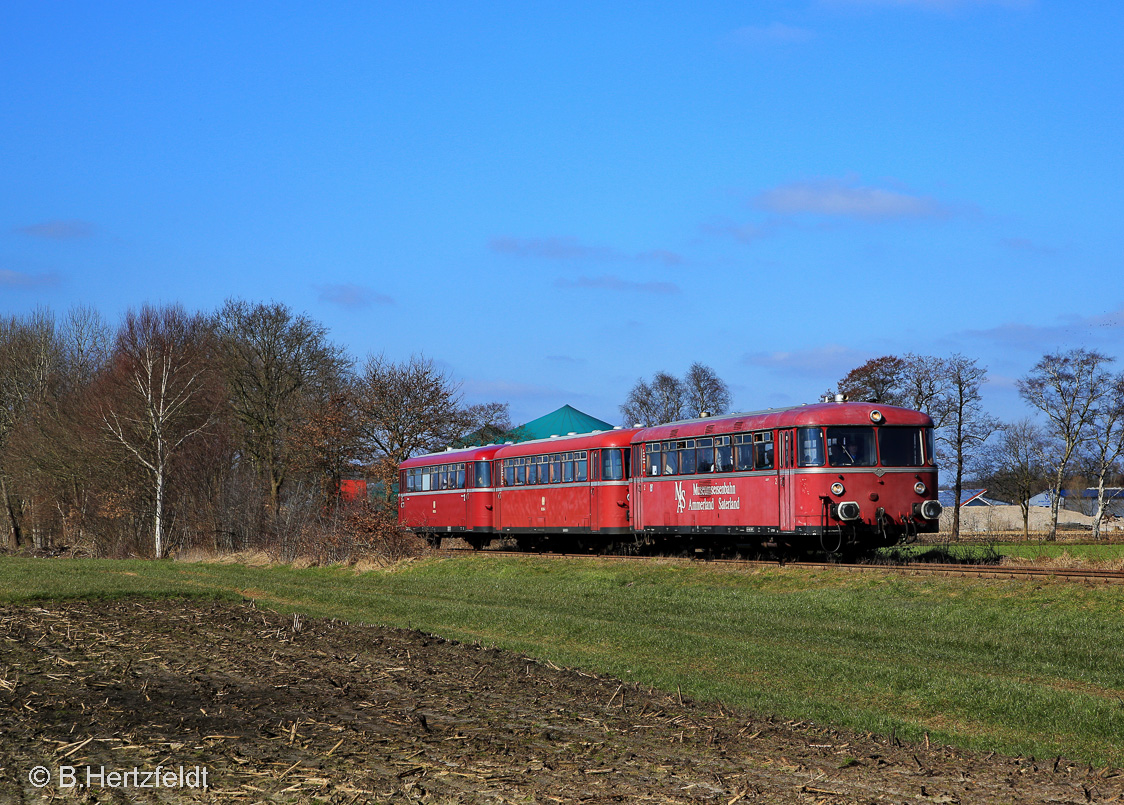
729, 22, 817, 46
15, 219, 95, 239
316, 283, 393, 309
754, 177, 949, 220
742, 343, 868, 378
0, 268, 61, 289
490, 236, 685, 266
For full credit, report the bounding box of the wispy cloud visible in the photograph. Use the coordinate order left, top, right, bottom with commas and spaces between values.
490, 236, 685, 266
15, 219, 96, 239
754, 177, 949, 220
960, 306, 1124, 353
555, 275, 680, 295
729, 22, 817, 47
821, 0, 1032, 9
0, 268, 62, 289
742, 343, 868, 378
316, 283, 393, 309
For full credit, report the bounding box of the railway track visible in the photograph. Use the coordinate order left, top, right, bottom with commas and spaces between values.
435, 548, 1124, 585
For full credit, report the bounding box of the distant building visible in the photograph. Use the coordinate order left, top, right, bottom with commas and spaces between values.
1029, 488, 1124, 517
937, 489, 1005, 508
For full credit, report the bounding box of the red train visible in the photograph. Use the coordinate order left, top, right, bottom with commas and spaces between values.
398, 400, 942, 554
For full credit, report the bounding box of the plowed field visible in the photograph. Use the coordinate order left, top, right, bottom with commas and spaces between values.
1, 600, 1118, 803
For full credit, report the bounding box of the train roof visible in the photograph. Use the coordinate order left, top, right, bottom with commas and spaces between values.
400, 443, 503, 468
633, 401, 933, 442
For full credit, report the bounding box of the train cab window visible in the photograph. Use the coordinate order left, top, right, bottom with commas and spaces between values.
754, 432, 775, 470
878, 427, 926, 467
662, 444, 679, 475
733, 434, 754, 471
576, 452, 588, 482
602, 449, 624, 481
798, 428, 825, 467
715, 436, 733, 472
677, 440, 696, 474
647, 443, 661, 476
826, 427, 876, 467
475, 461, 491, 488
696, 437, 714, 472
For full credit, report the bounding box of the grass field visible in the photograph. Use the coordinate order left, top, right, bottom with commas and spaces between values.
2, 554, 1122, 767
894, 540, 1124, 565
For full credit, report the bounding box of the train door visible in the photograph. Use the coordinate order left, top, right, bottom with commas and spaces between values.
631, 443, 643, 530
589, 449, 600, 531
779, 430, 797, 532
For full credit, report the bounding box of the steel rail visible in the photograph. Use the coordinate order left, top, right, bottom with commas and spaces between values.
433, 548, 1124, 584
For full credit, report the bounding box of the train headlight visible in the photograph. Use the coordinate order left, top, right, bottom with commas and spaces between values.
831, 482, 845, 496
913, 500, 943, 520
835, 501, 861, 521
870, 410, 884, 424
914, 481, 927, 495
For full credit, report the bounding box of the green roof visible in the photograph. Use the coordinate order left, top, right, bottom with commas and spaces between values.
510, 405, 616, 442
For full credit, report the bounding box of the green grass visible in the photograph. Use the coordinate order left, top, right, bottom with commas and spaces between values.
891, 541, 1124, 564
2, 555, 1123, 767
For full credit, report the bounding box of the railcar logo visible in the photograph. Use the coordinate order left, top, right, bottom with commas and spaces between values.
674, 481, 686, 513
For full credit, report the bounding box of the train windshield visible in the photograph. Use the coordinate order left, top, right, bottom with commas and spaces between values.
797, 428, 825, 467
878, 427, 931, 467
825, 427, 876, 467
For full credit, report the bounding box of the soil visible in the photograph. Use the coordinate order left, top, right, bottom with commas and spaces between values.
1, 600, 1119, 804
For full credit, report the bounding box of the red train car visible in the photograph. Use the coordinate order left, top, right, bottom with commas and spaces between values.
492, 428, 639, 546
630, 400, 941, 552
399, 444, 501, 548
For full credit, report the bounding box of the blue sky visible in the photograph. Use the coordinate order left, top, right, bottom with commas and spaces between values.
3, 1, 1122, 427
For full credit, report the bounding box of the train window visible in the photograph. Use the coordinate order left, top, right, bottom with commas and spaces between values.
456, 463, 466, 489
647, 443, 661, 476
678, 440, 696, 474
878, 427, 925, 467
515, 462, 526, 485
733, 434, 754, 471
754, 432, 775, 470
551, 456, 562, 483
662, 443, 679, 475
576, 454, 588, 482
503, 462, 513, 486
475, 461, 491, 488
715, 436, 733, 472
925, 428, 936, 466
798, 428, 825, 467
826, 427, 876, 467
696, 437, 714, 473
537, 460, 549, 485
602, 449, 624, 481
563, 458, 574, 482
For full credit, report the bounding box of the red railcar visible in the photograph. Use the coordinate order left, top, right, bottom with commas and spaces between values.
399, 444, 501, 548
492, 428, 638, 545
630, 401, 941, 552
397, 400, 942, 554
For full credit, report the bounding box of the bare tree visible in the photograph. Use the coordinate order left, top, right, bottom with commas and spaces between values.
936, 355, 998, 540
1079, 372, 1124, 540
99, 305, 218, 557
683, 363, 732, 418
1017, 348, 1114, 540
899, 354, 953, 426
0, 309, 64, 548
979, 419, 1050, 540
453, 402, 514, 447
836, 356, 907, 404
621, 369, 716, 426
215, 300, 351, 515
354, 353, 468, 493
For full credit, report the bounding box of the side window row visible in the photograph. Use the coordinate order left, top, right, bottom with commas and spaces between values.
405, 462, 466, 492
502, 451, 589, 486
644, 432, 774, 477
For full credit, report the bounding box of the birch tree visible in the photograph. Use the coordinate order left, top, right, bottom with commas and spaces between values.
100, 305, 217, 557
1017, 348, 1114, 540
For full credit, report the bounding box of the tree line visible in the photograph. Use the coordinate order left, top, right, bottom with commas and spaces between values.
0, 302, 509, 559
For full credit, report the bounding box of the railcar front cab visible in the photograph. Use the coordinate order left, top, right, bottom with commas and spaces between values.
799, 408, 942, 549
